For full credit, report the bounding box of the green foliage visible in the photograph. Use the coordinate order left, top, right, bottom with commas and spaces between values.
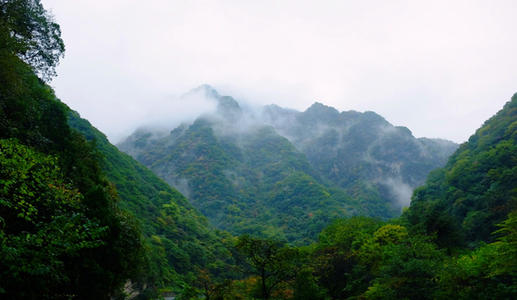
264, 102, 458, 217
120, 119, 355, 244
406, 94, 517, 248
365, 234, 444, 300
0, 139, 107, 297
68, 112, 240, 293
436, 211, 517, 299
310, 217, 383, 299
0, 137, 144, 298
119, 87, 457, 245
492, 210, 517, 275
292, 268, 328, 300
0, 0, 65, 80
229, 214, 509, 300
241, 214, 514, 300
236, 235, 301, 299
0, 13, 143, 297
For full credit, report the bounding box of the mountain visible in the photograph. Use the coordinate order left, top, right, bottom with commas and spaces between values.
262, 102, 457, 212
223, 95, 517, 299
119, 85, 457, 243
223, 95, 517, 300
119, 107, 356, 244
405, 93, 517, 248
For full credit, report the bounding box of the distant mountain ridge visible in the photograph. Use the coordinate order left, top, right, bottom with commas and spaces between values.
261, 100, 457, 209
118, 85, 457, 243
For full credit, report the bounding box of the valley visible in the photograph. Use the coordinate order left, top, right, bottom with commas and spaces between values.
1, 1, 516, 299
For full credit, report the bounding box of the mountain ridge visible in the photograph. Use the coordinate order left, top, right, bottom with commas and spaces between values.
118, 86, 458, 243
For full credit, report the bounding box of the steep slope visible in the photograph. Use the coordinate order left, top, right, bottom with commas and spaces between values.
119, 85, 456, 243
68, 112, 238, 291
0, 19, 142, 299
406, 93, 517, 248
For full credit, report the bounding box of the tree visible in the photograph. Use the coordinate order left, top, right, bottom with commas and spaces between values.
0, 0, 64, 80
312, 217, 382, 299
436, 211, 517, 299
292, 268, 328, 300
0, 139, 106, 298
236, 235, 300, 299
0, 2, 148, 298
363, 233, 444, 300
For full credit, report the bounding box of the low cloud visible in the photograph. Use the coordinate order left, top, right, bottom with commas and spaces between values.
109, 87, 218, 143
380, 177, 414, 209
42, 0, 517, 144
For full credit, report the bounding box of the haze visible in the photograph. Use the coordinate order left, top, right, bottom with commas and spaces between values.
41, 0, 517, 143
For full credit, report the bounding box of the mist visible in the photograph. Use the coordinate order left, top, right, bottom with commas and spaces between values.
380, 177, 414, 209
41, 0, 517, 144
107, 86, 219, 143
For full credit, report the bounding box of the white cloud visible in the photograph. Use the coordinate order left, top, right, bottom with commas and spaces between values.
42, 0, 517, 143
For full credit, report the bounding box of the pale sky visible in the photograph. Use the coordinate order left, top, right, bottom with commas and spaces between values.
41, 0, 517, 143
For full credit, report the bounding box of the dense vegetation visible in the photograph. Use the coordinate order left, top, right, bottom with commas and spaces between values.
262, 100, 457, 217
119, 85, 456, 243
2, 1, 515, 298
68, 111, 240, 295
178, 94, 517, 299
406, 94, 517, 248
216, 213, 516, 299
0, 1, 143, 298
119, 95, 357, 244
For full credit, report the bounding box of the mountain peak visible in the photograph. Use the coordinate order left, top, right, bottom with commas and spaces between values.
362, 111, 389, 125
185, 84, 220, 99
306, 102, 340, 115
217, 95, 241, 116
300, 102, 341, 125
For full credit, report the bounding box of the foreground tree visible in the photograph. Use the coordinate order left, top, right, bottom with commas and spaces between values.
0, 1, 146, 297
0, 0, 64, 80
236, 235, 300, 299
436, 211, 517, 299
0, 139, 144, 298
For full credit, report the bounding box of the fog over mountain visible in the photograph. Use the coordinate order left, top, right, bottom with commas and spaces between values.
42, 0, 517, 144
118, 85, 457, 241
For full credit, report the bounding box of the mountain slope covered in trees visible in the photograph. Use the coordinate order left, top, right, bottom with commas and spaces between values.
406, 93, 517, 248
1, 1, 239, 297
212, 95, 517, 299
120, 105, 357, 244
0, 1, 143, 297
262, 101, 457, 213
68, 111, 239, 295
119, 85, 457, 243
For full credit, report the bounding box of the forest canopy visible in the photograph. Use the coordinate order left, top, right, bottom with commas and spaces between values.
0, 0, 64, 80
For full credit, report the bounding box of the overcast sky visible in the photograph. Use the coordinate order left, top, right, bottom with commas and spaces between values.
42, 0, 517, 143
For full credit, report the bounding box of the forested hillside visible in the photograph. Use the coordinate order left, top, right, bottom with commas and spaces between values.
119, 85, 457, 243
406, 93, 517, 248
198, 95, 517, 300
68, 111, 239, 295
0, 1, 238, 298
120, 105, 356, 244
262, 101, 457, 214
0, 1, 143, 297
